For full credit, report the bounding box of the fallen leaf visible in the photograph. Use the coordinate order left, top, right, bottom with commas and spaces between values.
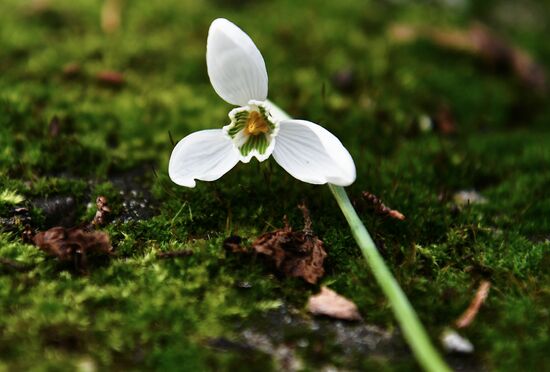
251, 204, 327, 284
307, 286, 362, 321
33, 227, 112, 265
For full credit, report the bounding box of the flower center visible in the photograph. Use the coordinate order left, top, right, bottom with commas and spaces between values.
244, 111, 269, 136
224, 102, 279, 161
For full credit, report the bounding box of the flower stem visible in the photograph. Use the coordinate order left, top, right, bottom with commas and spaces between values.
328, 184, 450, 372
267, 99, 450, 371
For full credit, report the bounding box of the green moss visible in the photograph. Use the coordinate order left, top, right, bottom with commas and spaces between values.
0, 0, 549, 370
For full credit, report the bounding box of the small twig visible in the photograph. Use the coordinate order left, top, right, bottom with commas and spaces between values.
361, 191, 406, 220
0, 258, 34, 272
157, 249, 193, 259
455, 280, 491, 329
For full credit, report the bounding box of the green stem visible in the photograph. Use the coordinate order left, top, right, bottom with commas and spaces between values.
267, 100, 450, 371
328, 184, 450, 372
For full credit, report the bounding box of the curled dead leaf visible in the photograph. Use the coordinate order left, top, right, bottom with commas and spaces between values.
224, 204, 327, 284
251, 204, 327, 284
307, 286, 362, 321
33, 227, 112, 266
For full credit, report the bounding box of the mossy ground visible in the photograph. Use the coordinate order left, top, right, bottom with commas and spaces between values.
1, 0, 549, 370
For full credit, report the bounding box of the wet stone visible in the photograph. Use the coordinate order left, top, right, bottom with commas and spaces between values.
227, 304, 486, 371
235, 304, 406, 365
109, 168, 157, 223
0, 206, 31, 232
33, 196, 77, 228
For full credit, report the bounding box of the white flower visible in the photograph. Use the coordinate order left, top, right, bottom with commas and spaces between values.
169, 18, 356, 187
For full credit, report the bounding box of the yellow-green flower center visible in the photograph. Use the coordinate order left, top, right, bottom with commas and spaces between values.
244, 111, 269, 136
226, 106, 277, 158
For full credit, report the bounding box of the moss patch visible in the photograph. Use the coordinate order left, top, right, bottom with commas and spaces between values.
1, 0, 549, 370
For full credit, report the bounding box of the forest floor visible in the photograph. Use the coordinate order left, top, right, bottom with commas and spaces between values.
0, 0, 549, 370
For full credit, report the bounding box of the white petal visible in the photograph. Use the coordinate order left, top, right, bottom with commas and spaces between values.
207, 18, 268, 106
272, 120, 356, 186
265, 99, 291, 122
169, 129, 240, 187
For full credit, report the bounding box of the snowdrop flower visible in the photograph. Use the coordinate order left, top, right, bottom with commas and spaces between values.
169, 18, 356, 187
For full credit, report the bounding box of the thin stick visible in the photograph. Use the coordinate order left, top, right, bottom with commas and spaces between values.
455, 280, 491, 329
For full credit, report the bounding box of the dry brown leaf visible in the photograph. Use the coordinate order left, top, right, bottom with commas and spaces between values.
307, 286, 362, 321
224, 204, 327, 284
251, 204, 327, 284
33, 226, 112, 264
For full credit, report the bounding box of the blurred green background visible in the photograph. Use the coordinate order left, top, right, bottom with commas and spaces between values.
0, 0, 549, 370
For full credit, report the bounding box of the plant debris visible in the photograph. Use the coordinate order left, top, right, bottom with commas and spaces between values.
360, 191, 406, 220
92, 196, 111, 227
224, 204, 327, 284
33, 227, 113, 268
252, 204, 326, 284
389, 22, 547, 93
156, 249, 193, 259
455, 280, 491, 329
96, 70, 124, 87
307, 286, 362, 321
